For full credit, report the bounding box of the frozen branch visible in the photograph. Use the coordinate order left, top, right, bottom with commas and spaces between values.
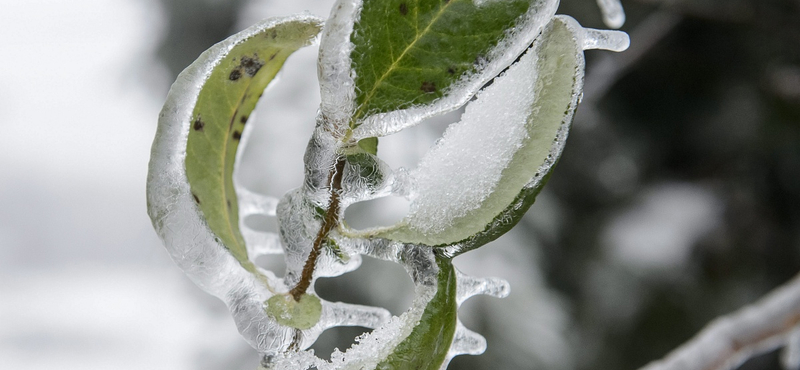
639, 273, 800, 370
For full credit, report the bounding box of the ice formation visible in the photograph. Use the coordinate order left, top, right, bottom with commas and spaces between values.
147, 2, 631, 370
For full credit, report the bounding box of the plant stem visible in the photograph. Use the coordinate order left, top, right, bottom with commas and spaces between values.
289, 157, 346, 302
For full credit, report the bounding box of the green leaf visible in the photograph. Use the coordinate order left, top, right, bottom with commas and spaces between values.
374, 16, 584, 251
377, 258, 457, 370
265, 294, 323, 330
184, 18, 322, 269
357, 137, 379, 155
349, 0, 540, 126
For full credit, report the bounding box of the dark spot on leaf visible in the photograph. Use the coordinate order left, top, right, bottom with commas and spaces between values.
193, 117, 205, 131
229, 68, 242, 81
227, 199, 232, 209
232, 131, 242, 140
269, 52, 278, 61
447, 66, 456, 75
192, 193, 201, 204
240, 54, 265, 77
399, 3, 408, 15
420, 81, 437, 93
240, 115, 248, 124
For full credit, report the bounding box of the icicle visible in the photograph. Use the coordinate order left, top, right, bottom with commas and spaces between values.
439, 321, 489, 369
596, 0, 626, 29
580, 27, 631, 52
455, 269, 511, 305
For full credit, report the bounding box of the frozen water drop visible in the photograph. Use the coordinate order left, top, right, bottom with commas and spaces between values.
450, 321, 488, 356
581, 27, 630, 52
596, 0, 626, 28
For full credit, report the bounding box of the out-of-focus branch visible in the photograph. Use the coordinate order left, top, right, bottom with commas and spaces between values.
639, 273, 800, 370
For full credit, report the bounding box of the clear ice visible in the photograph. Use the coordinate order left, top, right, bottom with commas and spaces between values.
147, 2, 630, 370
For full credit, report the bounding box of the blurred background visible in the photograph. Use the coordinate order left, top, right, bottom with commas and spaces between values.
0, 0, 798, 369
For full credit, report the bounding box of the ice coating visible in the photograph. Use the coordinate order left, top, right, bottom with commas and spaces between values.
317, 0, 361, 134
347, 0, 560, 139
596, 0, 626, 29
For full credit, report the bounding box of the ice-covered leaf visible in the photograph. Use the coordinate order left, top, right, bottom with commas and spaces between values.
350, 0, 531, 122
376, 258, 457, 369
317, 0, 559, 137
147, 15, 333, 355
370, 16, 587, 251
184, 18, 322, 269
266, 294, 323, 330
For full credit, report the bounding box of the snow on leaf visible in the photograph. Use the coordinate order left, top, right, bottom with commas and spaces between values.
369, 16, 592, 252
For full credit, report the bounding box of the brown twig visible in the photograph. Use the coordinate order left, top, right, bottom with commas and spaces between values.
289, 157, 347, 302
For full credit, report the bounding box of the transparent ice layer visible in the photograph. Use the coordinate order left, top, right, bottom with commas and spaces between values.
317, 0, 361, 136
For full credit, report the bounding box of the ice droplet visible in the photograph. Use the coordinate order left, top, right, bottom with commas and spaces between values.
580, 27, 630, 52
596, 0, 626, 29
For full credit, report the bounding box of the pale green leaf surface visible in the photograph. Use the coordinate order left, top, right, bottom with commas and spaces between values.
265, 294, 323, 330
185, 19, 322, 269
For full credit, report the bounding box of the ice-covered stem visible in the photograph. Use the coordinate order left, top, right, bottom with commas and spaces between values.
639, 273, 800, 370
290, 156, 347, 301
